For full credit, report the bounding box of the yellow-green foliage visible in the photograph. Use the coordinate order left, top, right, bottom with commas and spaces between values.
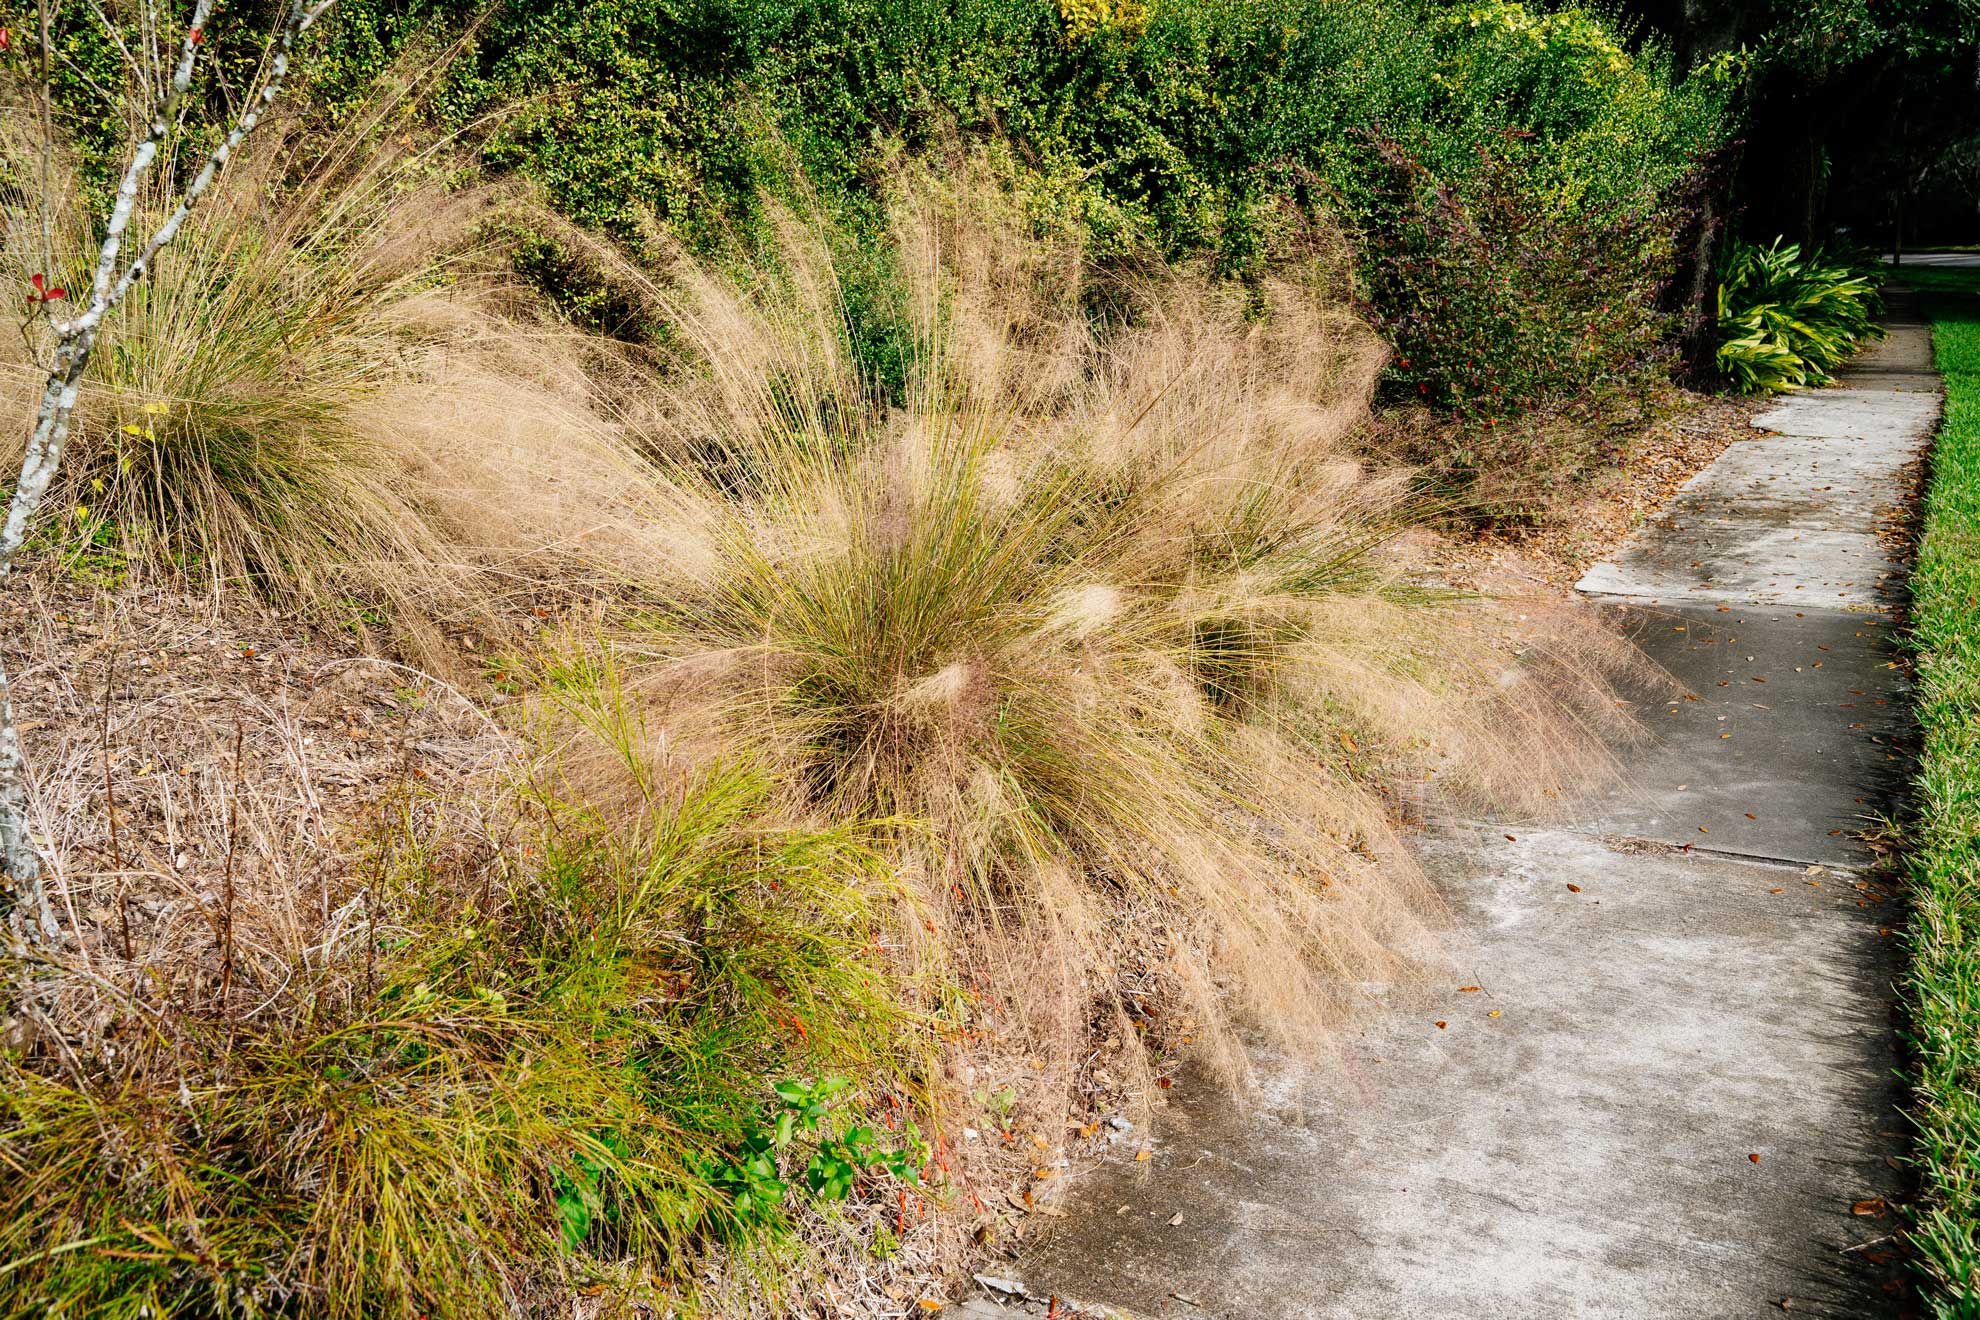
1431, 1, 1696, 211
0, 757, 920, 1320
1057, 0, 1150, 44
30, 0, 1733, 432
1439, 1, 1630, 76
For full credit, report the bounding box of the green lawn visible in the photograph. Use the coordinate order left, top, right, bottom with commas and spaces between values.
1901, 266, 1980, 297
1904, 265, 1980, 1315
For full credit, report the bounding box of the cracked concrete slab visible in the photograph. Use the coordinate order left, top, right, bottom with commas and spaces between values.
1579, 309, 1937, 613
1578, 356, 1935, 611
1656, 434, 1920, 526
1834, 317, 1940, 393
1018, 829, 1907, 1320
1574, 603, 1912, 868
1750, 388, 1942, 442
1575, 522, 1900, 609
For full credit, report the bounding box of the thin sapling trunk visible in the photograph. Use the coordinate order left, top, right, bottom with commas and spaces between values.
0, 0, 338, 948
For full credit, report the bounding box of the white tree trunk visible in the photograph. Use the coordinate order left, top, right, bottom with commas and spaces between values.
0, 0, 337, 947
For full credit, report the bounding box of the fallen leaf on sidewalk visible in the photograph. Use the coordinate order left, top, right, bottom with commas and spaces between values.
1851, 1198, 1887, 1217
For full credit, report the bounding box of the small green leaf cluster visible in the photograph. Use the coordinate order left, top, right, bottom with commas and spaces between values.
703, 1076, 925, 1226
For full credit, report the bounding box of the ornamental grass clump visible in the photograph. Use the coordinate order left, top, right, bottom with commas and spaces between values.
0, 89, 690, 661
538, 161, 1637, 1089
0, 735, 922, 1320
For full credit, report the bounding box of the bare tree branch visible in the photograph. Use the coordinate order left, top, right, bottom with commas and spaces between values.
37, 0, 54, 280
82, 0, 149, 112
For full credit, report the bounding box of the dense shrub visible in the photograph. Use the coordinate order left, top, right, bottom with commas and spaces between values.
1351, 1, 1724, 426
459, 0, 1725, 412
1715, 237, 1886, 393
469, 0, 1722, 403
7, 0, 1733, 419
1359, 129, 1679, 422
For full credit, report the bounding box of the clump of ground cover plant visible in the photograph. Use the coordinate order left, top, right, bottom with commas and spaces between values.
1716, 236, 1887, 393
0, 734, 934, 1318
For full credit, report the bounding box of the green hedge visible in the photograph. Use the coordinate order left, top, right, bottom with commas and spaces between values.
5, 0, 1733, 419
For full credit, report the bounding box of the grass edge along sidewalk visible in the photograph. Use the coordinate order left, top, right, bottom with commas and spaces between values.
1904, 263, 1980, 1317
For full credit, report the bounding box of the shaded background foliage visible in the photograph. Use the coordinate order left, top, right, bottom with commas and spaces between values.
1625, 0, 1980, 251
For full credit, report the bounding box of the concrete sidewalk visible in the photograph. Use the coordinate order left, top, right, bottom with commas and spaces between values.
990, 296, 1941, 1318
